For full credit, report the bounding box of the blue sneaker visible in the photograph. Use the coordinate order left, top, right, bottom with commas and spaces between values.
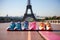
15, 21, 22, 30
24, 21, 28, 30
7, 21, 16, 31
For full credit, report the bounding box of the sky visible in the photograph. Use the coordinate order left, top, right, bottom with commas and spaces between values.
0, 0, 60, 17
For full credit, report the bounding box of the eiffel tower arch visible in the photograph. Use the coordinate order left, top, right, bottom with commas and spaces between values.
22, 0, 37, 21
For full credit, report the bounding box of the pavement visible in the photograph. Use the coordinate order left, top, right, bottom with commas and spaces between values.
0, 23, 60, 40
0, 23, 44, 40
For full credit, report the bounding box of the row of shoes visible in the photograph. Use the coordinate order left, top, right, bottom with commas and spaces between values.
7, 21, 52, 31
7, 21, 28, 31
38, 22, 52, 30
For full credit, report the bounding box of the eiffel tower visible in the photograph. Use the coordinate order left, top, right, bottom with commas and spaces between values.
22, 0, 36, 21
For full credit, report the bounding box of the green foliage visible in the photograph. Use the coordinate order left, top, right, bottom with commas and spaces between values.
0, 17, 22, 22
0, 16, 60, 22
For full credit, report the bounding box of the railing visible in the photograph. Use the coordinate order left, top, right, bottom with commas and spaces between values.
45, 20, 60, 24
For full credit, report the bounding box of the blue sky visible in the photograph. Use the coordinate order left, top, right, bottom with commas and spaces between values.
0, 0, 60, 17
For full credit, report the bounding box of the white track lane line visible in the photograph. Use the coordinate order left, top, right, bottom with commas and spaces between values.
28, 31, 31, 40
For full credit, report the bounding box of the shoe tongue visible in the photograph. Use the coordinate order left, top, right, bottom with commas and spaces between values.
18, 22, 20, 23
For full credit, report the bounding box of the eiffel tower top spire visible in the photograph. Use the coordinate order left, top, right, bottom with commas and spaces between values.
28, 0, 31, 5
22, 0, 36, 21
